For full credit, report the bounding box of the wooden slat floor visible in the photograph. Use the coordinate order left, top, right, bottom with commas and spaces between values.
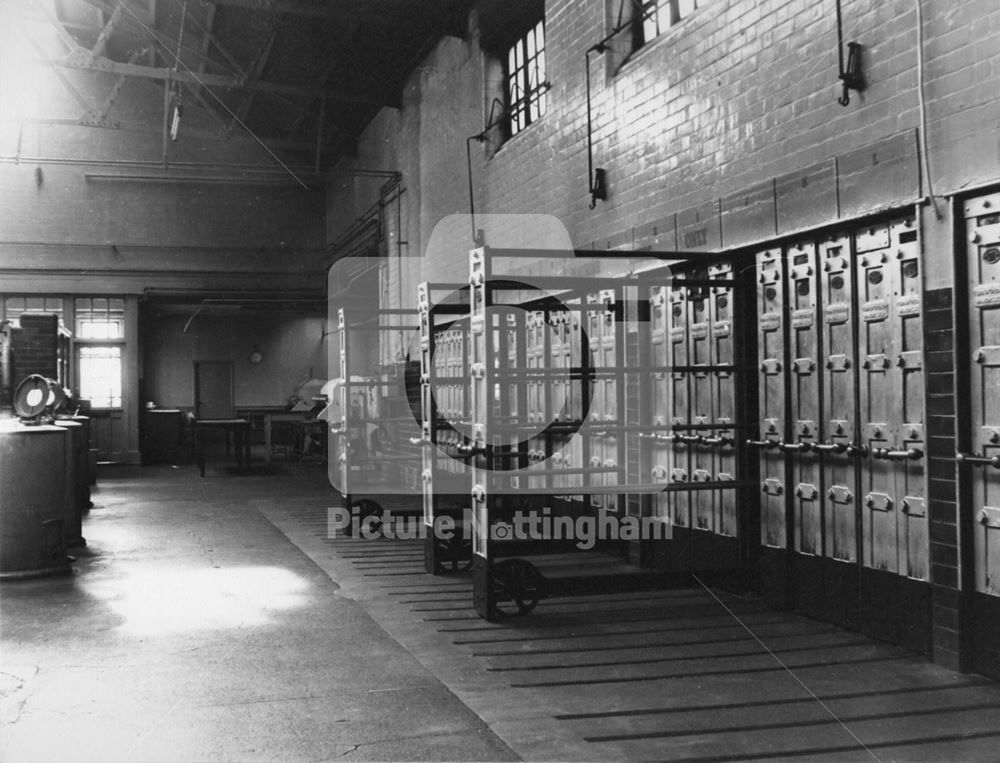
256, 494, 1000, 762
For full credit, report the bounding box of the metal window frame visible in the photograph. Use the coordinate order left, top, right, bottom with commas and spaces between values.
505, 19, 549, 138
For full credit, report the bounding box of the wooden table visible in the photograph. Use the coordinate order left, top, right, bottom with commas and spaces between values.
263, 412, 308, 464
192, 418, 251, 477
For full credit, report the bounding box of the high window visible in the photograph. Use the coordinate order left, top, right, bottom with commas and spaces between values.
633, 0, 701, 50
76, 297, 124, 339
2, 296, 63, 322
506, 19, 549, 137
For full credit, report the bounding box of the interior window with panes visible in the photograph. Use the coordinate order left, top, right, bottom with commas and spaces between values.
506, 19, 549, 137
633, 0, 702, 50
2, 296, 64, 323
75, 298, 125, 409
78, 345, 122, 408
76, 297, 124, 339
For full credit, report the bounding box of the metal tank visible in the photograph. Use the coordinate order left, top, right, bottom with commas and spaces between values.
0, 420, 71, 579
58, 414, 92, 511
53, 419, 85, 547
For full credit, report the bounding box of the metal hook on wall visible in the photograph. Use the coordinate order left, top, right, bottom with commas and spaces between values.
836, 0, 865, 106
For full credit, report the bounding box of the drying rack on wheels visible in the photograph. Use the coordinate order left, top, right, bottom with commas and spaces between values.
331, 306, 424, 536
415, 281, 480, 573
458, 244, 761, 620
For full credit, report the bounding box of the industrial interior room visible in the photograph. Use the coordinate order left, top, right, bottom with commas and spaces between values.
3, 0, 1000, 761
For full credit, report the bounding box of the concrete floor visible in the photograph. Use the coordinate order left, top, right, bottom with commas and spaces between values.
4, 459, 1000, 761
0, 462, 515, 762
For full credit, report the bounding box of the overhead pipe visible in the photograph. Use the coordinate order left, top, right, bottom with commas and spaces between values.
326, 172, 404, 264
0, 154, 327, 177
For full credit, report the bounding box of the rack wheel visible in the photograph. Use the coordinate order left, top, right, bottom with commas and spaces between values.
435, 535, 473, 572
490, 558, 544, 617
351, 498, 383, 537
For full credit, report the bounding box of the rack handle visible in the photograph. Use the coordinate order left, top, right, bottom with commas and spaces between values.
701, 435, 735, 447
811, 442, 847, 454
746, 439, 779, 450
955, 452, 1000, 468
872, 447, 923, 461
778, 441, 812, 453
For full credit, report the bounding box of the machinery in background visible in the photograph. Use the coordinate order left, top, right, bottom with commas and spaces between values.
1, 374, 92, 579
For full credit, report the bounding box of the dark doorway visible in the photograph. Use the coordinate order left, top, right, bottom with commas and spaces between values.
194, 361, 234, 419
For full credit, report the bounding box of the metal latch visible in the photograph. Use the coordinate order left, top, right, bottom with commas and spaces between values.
795, 483, 819, 501
863, 354, 889, 371
978, 507, 1000, 528
793, 358, 816, 375
827, 485, 854, 504
827, 354, 851, 372
974, 346, 1000, 366
762, 479, 784, 497
865, 492, 893, 511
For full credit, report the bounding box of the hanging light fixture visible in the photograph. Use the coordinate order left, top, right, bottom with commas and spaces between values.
169, 1, 187, 140
169, 87, 183, 141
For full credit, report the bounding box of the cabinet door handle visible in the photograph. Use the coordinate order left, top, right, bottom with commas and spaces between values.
778, 441, 811, 453
872, 447, 923, 461
955, 452, 1000, 468
811, 442, 847, 453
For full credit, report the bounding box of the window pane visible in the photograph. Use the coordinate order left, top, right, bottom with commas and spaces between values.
505, 19, 547, 137
76, 297, 124, 339
79, 345, 122, 408
637, 0, 701, 48
4, 296, 64, 322
659, 2, 672, 30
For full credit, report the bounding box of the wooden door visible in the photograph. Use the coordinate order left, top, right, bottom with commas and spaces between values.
195, 361, 234, 419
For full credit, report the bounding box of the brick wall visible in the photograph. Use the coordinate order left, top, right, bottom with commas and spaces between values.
10, 314, 59, 387
328, 0, 1000, 266
324, 0, 1000, 673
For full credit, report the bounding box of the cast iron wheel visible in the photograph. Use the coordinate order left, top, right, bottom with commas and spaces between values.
434, 535, 473, 573
351, 498, 383, 537
489, 558, 544, 617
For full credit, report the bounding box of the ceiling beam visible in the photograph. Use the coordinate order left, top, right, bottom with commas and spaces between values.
209, 0, 448, 30
187, 3, 233, 129
235, 24, 279, 125
184, 3, 247, 79
67, 0, 243, 77
45, 50, 395, 105
88, 2, 122, 62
